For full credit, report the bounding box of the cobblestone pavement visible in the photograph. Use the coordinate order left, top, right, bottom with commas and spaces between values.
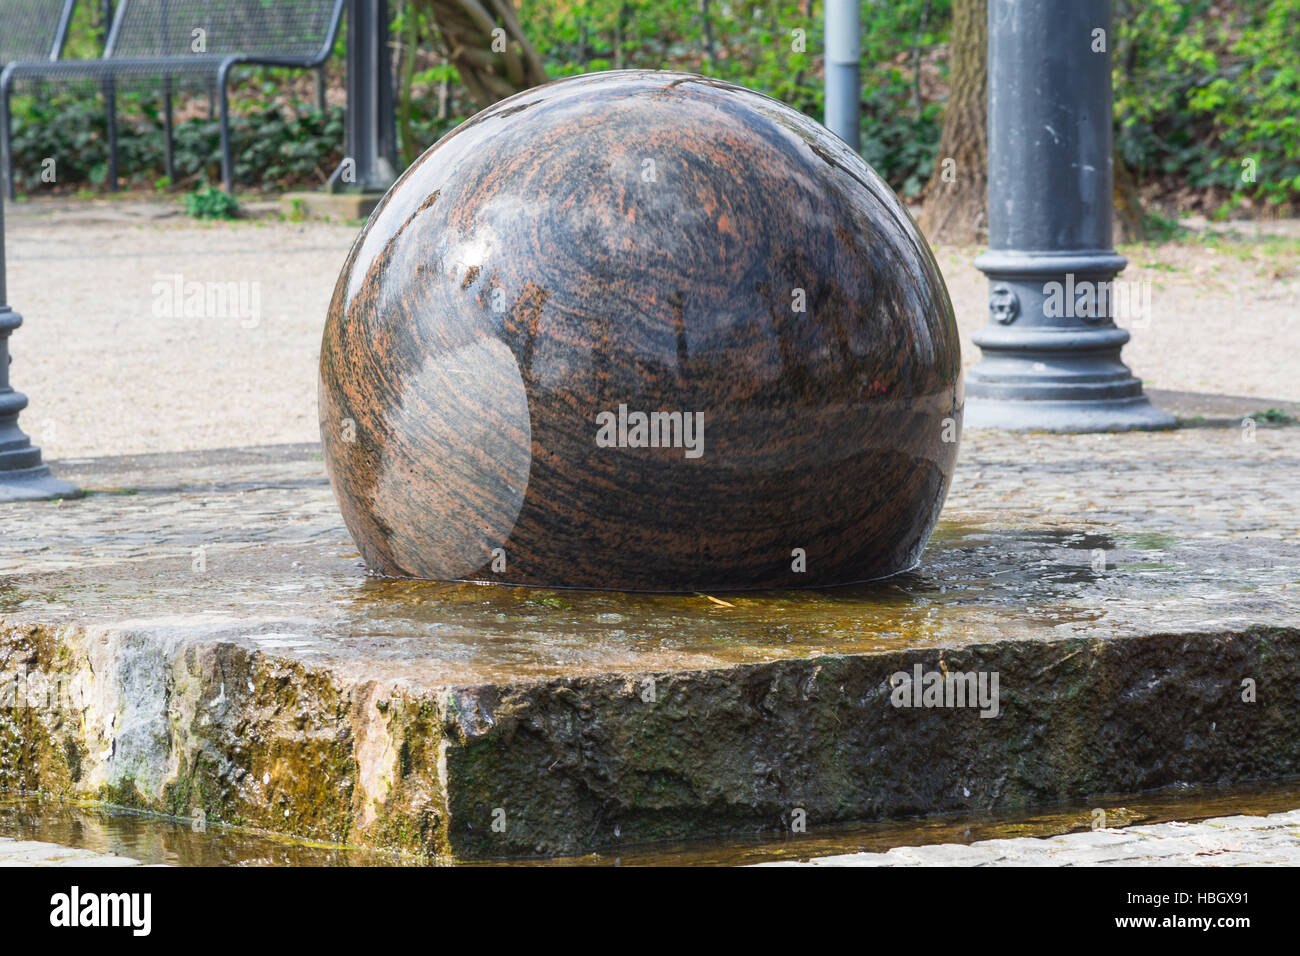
4, 199, 1299, 459
0, 836, 144, 866
765, 808, 1300, 866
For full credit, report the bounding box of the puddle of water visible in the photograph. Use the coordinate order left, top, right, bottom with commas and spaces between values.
320, 524, 1116, 656
0, 796, 413, 867
562, 776, 1300, 866
4, 777, 1298, 867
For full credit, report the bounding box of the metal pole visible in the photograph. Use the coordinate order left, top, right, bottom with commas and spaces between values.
0, 197, 79, 501
332, 0, 398, 193
824, 0, 860, 150
965, 0, 1173, 432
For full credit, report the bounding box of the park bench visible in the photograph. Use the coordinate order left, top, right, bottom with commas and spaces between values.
1, 0, 345, 198
0, 0, 78, 69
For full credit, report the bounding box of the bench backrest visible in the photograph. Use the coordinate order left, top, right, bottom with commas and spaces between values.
0, 0, 78, 65
105, 0, 342, 60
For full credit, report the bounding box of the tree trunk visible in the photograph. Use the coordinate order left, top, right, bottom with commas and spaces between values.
396, 1, 417, 167
917, 0, 987, 247
1111, 0, 1146, 241
1112, 145, 1146, 242
414, 0, 548, 112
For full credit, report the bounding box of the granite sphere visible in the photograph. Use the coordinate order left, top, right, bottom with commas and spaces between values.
320, 70, 962, 591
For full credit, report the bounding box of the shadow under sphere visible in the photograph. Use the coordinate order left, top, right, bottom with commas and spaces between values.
320, 70, 962, 591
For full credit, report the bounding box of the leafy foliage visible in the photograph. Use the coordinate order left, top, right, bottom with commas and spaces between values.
6, 0, 1298, 213
7, 88, 345, 194
183, 183, 241, 220
516, 0, 948, 195
1114, 0, 1300, 212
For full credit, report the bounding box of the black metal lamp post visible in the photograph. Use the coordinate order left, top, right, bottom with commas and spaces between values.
329, 0, 398, 195
966, 0, 1173, 431
0, 197, 77, 501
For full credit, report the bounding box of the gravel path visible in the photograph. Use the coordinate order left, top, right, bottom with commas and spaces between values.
4, 198, 1299, 460
7, 201, 358, 459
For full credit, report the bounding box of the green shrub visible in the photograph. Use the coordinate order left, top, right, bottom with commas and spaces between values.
520, 0, 948, 195
8, 0, 1298, 213
6, 87, 345, 194
1114, 0, 1300, 211
183, 184, 241, 220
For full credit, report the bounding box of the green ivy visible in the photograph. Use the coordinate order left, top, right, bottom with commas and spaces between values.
8, 0, 1297, 212
183, 183, 241, 220
1114, 0, 1300, 211
520, 0, 948, 195
7, 88, 345, 194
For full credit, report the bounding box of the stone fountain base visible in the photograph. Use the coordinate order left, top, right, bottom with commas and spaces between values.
2, 417, 1298, 858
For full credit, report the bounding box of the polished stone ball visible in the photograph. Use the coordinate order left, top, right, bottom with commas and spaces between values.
320, 70, 962, 591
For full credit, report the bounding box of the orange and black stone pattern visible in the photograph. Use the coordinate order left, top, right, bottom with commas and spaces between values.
320, 70, 962, 591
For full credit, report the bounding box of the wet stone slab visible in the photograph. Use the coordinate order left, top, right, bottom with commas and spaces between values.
1, 425, 1298, 858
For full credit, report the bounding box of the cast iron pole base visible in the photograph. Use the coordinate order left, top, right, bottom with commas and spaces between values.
0, 460, 80, 502
964, 395, 1175, 433
972, 0, 1175, 435
965, 251, 1176, 433
0, 306, 79, 502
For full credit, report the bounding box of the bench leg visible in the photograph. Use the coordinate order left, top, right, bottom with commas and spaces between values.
103, 79, 118, 193
163, 78, 175, 184
219, 81, 232, 194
